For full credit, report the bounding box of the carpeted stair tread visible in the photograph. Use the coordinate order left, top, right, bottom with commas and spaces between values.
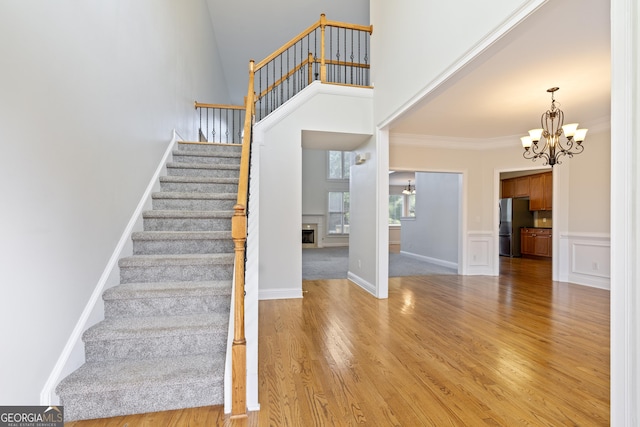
177, 142, 242, 152
166, 162, 240, 170
103, 280, 232, 301
159, 176, 239, 184
143, 210, 234, 219
141, 210, 234, 232
57, 136, 238, 420
119, 253, 234, 267
172, 149, 241, 159
152, 192, 237, 200
83, 312, 228, 342
56, 354, 223, 394
131, 231, 232, 240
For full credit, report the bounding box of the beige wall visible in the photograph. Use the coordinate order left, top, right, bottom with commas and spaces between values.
390, 131, 611, 237
567, 128, 611, 233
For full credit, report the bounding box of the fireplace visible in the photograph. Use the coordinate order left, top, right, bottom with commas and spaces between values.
302, 223, 318, 248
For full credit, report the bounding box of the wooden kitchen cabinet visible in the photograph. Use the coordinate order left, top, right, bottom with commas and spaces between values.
521, 228, 552, 258
501, 178, 515, 198
529, 172, 552, 211
514, 176, 530, 197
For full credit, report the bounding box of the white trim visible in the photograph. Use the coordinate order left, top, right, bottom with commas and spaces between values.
399, 251, 458, 270
347, 271, 376, 297
40, 130, 179, 405
466, 231, 494, 276
376, 127, 390, 298
557, 233, 611, 290
377, 0, 548, 130
256, 81, 373, 135
258, 288, 303, 300
391, 133, 520, 150
390, 117, 611, 150
610, 0, 638, 424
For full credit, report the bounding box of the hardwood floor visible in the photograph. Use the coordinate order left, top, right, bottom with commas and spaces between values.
66, 257, 609, 426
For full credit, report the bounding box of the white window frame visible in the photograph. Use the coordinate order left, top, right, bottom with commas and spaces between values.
327, 191, 350, 235
327, 150, 353, 180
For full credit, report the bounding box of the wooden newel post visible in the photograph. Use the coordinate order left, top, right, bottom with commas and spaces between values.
308, 52, 314, 84
231, 204, 247, 419
320, 13, 327, 82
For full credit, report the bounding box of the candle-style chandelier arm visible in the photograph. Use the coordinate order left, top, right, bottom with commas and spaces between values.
522, 139, 551, 164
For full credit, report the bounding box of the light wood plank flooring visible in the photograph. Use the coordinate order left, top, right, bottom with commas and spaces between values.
66, 257, 609, 426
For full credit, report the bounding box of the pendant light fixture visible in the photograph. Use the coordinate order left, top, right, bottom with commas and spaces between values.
520, 87, 588, 167
402, 180, 416, 195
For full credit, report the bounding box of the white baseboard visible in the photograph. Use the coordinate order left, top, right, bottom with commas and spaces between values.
347, 271, 376, 296
40, 131, 179, 405
399, 250, 458, 270
258, 288, 303, 300
465, 265, 495, 276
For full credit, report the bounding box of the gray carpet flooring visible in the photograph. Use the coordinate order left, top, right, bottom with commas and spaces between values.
302, 247, 457, 280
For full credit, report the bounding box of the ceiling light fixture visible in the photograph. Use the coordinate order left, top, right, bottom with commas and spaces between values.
520, 87, 588, 167
402, 180, 416, 195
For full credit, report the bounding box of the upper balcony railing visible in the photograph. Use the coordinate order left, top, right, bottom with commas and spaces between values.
253, 14, 373, 121
194, 102, 245, 144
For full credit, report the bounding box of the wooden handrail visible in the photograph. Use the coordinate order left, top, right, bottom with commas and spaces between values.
256, 57, 313, 100
253, 15, 373, 72
230, 60, 254, 421
194, 102, 245, 110
254, 18, 322, 71
324, 19, 373, 34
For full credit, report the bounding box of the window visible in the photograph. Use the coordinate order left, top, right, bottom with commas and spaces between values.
389, 195, 404, 224
328, 191, 350, 234
328, 151, 353, 180
407, 194, 416, 217
389, 194, 416, 224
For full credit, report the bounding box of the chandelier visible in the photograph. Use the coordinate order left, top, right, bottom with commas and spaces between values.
520, 87, 588, 167
402, 180, 416, 195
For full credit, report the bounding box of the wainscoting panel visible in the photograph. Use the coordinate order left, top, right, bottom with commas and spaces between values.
559, 233, 610, 290
466, 231, 494, 276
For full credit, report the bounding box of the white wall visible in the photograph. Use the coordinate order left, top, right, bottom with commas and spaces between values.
0, 0, 229, 405
253, 83, 373, 300
610, 0, 640, 422
370, 0, 542, 125
348, 136, 379, 294
400, 172, 460, 268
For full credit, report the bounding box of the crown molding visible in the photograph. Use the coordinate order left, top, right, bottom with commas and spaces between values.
390, 115, 611, 150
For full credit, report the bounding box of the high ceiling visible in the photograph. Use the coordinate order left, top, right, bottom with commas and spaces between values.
206, 0, 610, 140
389, 0, 611, 139
205, 0, 369, 105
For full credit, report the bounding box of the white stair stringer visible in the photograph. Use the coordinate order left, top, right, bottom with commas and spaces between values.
56, 142, 241, 421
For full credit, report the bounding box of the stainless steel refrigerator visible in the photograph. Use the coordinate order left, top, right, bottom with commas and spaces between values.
499, 198, 534, 257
